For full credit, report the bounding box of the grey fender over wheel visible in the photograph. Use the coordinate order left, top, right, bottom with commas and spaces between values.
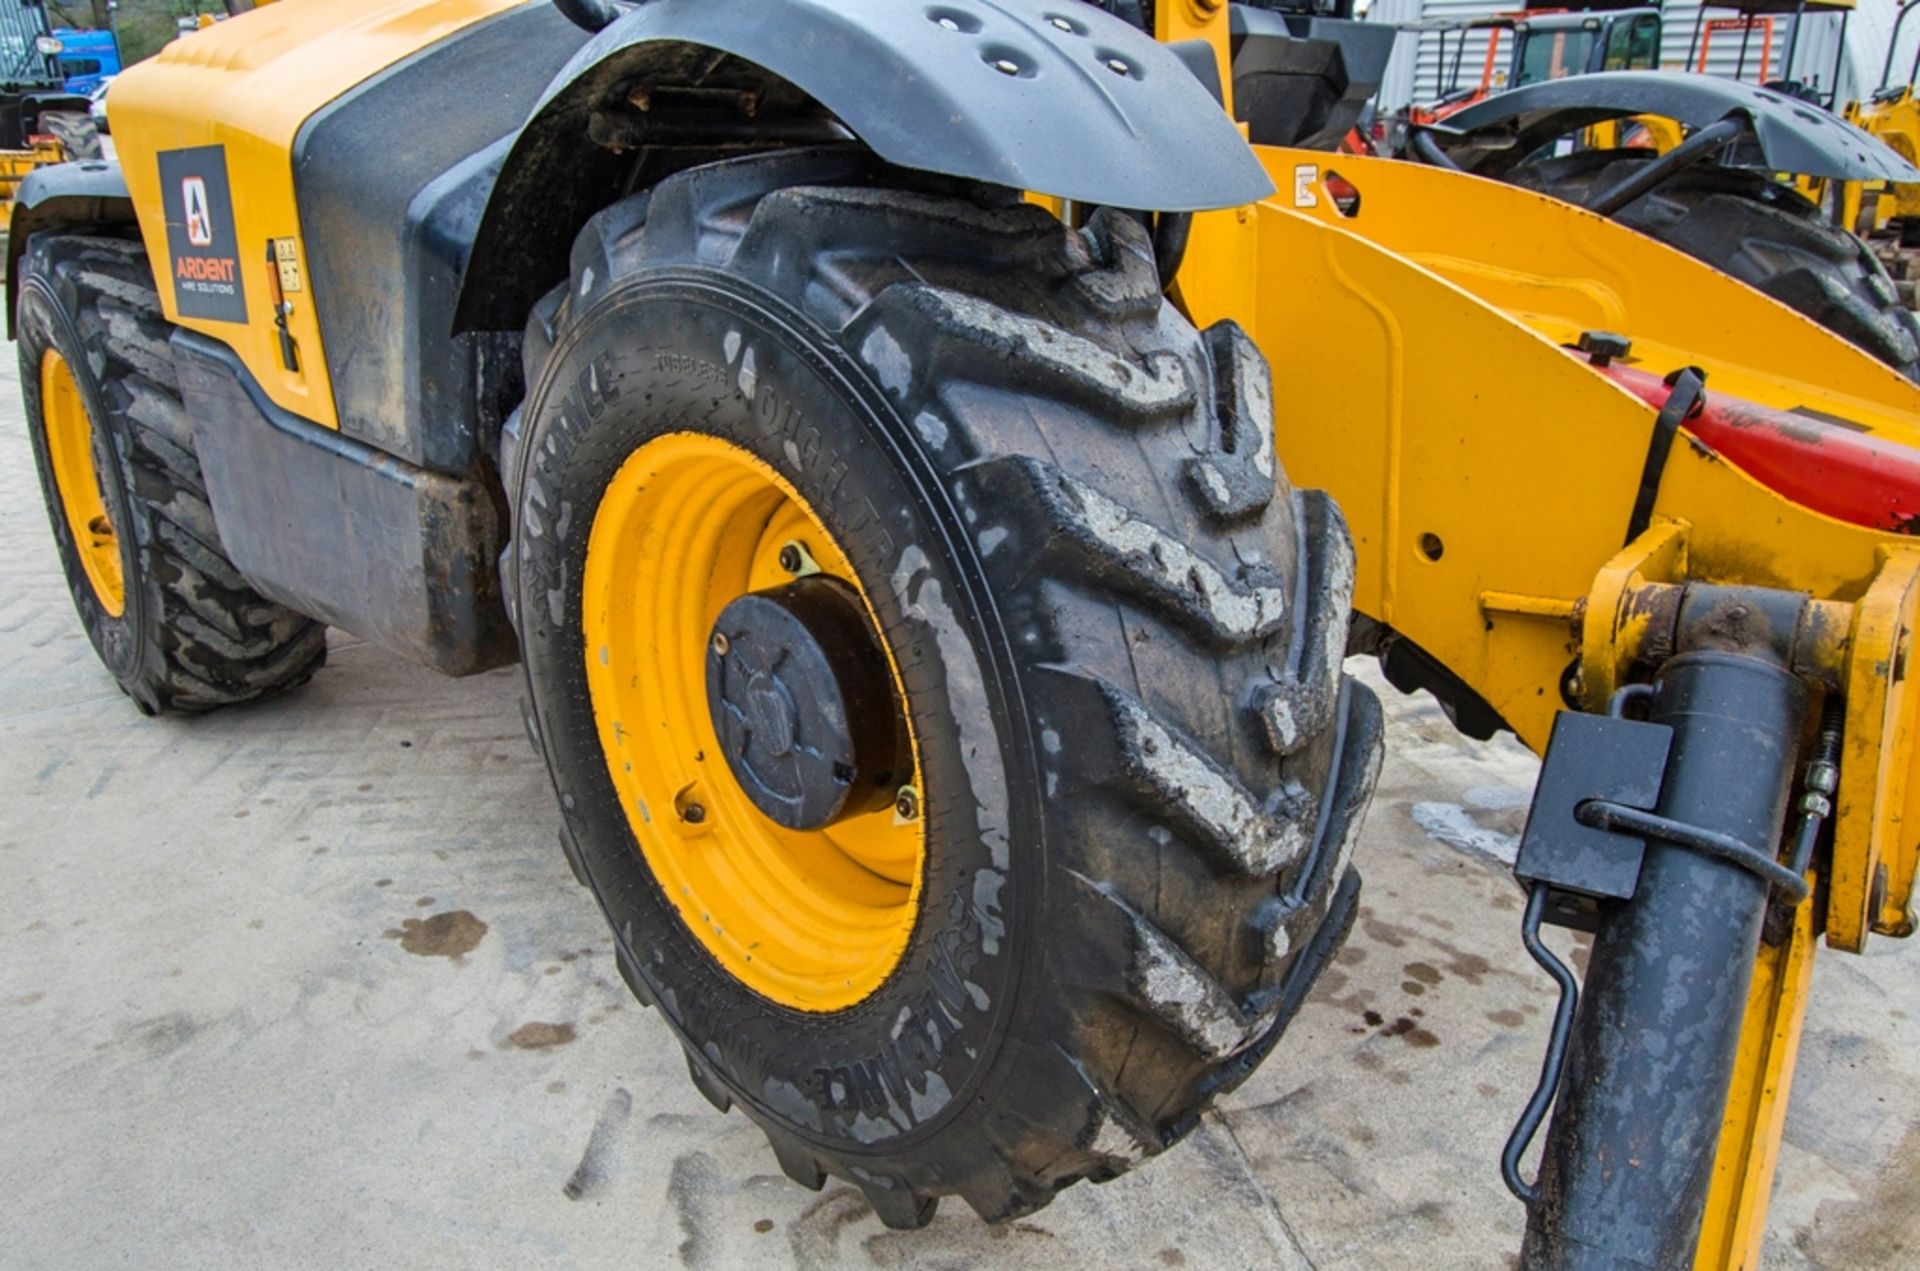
456, 0, 1273, 331
503, 149, 1381, 1225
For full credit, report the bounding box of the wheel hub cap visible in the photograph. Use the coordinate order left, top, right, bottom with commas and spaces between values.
707, 578, 902, 831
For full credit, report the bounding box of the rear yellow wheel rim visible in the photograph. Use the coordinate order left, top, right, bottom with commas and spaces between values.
582, 432, 924, 1012
40, 348, 124, 617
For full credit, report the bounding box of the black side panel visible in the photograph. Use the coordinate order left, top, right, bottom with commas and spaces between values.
1229, 7, 1398, 150
292, 3, 586, 470
173, 330, 516, 677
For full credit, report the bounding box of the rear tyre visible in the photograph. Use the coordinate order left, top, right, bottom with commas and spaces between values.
16, 233, 326, 713
38, 110, 102, 161
1512, 150, 1920, 379
507, 150, 1382, 1224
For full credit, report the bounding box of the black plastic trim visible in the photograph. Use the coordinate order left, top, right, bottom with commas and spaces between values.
289, 2, 586, 469
171, 329, 516, 677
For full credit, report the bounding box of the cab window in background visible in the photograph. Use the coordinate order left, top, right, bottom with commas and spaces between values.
1518, 27, 1599, 84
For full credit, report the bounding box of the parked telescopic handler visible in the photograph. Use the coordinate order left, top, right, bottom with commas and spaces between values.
11, 1, 1917, 1265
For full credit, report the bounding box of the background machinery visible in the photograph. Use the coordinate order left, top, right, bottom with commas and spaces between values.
1413, 70, 1920, 376
1827, 0, 1920, 297
9, 1, 1917, 1266
1397, 3, 1666, 126
1334, 0, 1920, 376
0, 0, 101, 264
0, 0, 98, 193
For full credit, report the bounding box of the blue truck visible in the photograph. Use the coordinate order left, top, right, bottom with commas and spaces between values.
50, 28, 120, 95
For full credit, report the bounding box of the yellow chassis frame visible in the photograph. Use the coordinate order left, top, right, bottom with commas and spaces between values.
1180, 144, 1918, 938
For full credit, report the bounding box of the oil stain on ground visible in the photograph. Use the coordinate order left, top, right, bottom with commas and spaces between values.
506, 1021, 576, 1049
383, 909, 487, 958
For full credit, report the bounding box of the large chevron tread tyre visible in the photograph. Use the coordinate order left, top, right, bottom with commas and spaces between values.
1513, 150, 1920, 380
16, 233, 326, 713
507, 150, 1382, 1225
38, 110, 102, 161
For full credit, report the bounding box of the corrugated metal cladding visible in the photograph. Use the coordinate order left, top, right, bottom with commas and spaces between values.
1358, 0, 1906, 112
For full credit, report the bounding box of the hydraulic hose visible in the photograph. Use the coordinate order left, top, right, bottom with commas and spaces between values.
1585, 117, 1744, 217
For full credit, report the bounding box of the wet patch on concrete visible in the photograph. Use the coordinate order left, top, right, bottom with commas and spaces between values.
382, 909, 487, 958
128, 1012, 197, 1059
1380, 1016, 1440, 1048
505, 1021, 575, 1050
562, 1086, 631, 1201
786, 1188, 872, 1266
1405, 962, 1442, 986
1361, 912, 1408, 948
668, 1150, 724, 1267
1797, 1119, 1920, 1268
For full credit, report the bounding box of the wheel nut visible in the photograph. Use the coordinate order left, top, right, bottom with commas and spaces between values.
683, 802, 707, 824
778, 543, 803, 574
895, 786, 920, 821
711, 632, 730, 657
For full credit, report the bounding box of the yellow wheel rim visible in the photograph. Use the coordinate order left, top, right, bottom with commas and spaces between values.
40, 348, 124, 617
582, 432, 925, 1012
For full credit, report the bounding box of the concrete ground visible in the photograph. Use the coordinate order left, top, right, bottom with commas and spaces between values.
1, 350, 1915, 1271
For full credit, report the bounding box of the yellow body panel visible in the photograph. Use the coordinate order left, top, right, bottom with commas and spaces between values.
1155, 0, 1234, 114
107, 0, 530, 428
1850, 90, 1920, 223
1176, 137, 1920, 1267
1584, 114, 1685, 153
1181, 148, 1920, 752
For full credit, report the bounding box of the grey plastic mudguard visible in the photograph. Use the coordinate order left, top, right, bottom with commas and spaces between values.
1442, 71, 1920, 182
6, 158, 132, 338
456, 0, 1274, 330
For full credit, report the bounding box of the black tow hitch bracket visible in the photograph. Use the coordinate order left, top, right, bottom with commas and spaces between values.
1501, 654, 1815, 1266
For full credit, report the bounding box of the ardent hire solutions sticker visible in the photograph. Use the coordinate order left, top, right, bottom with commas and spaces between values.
158, 145, 247, 324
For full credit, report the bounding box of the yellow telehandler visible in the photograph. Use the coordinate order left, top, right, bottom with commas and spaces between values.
1831, 0, 1920, 299
9, 1, 1916, 1265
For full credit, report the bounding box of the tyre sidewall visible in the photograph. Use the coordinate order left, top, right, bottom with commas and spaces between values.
17, 256, 146, 686
514, 275, 1039, 1157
